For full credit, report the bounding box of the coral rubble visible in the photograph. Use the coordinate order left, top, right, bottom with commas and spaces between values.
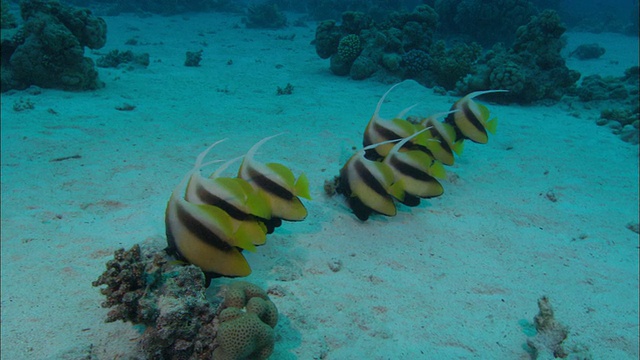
93, 242, 278, 359
184, 49, 203, 67
570, 66, 639, 144
96, 49, 150, 69
527, 296, 570, 358
1, 0, 107, 92
525, 296, 592, 359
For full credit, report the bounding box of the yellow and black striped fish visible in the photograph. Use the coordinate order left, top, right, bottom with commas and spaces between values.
184, 142, 270, 247
338, 144, 405, 221
382, 128, 447, 205
363, 82, 423, 158
336, 83, 506, 221
165, 140, 256, 279
420, 112, 464, 166
446, 90, 507, 144
238, 134, 311, 223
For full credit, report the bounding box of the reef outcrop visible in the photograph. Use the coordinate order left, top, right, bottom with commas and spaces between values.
1, 0, 107, 92
457, 10, 580, 104
315, 7, 581, 105
315, 6, 440, 83
434, 0, 537, 46
93, 242, 278, 359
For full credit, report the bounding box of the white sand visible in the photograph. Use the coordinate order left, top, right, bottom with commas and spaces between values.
1, 12, 638, 359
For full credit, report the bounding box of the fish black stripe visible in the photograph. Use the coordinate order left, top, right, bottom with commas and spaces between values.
388, 155, 432, 181
354, 159, 389, 197
444, 113, 465, 142
371, 122, 403, 142
176, 202, 232, 251
461, 103, 486, 135
247, 166, 294, 200
429, 129, 453, 154
196, 183, 250, 220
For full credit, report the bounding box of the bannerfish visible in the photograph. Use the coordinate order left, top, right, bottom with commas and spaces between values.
184, 142, 270, 247
165, 140, 255, 279
382, 127, 447, 206
338, 141, 406, 221
446, 90, 507, 144
238, 134, 311, 224
363, 82, 423, 158
420, 111, 464, 166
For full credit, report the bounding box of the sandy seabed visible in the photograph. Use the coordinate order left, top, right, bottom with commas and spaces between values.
1, 12, 639, 360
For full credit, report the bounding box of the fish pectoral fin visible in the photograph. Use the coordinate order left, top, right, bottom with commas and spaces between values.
387, 180, 405, 201
414, 130, 437, 147
370, 161, 396, 185
245, 191, 272, 219
231, 223, 260, 252
212, 177, 247, 200
391, 118, 418, 134
266, 162, 296, 186
190, 203, 234, 234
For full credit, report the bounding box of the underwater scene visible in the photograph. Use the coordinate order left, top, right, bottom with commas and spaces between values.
1, 0, 638, 359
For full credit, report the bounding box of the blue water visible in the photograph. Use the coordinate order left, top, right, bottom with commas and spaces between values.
1, 1, 638, 359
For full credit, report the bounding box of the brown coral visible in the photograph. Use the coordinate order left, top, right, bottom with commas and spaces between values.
94, 244, 279, 359
92, 244, 147, 323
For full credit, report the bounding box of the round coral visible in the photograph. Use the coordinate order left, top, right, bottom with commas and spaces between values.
213, 308, 274, 360
221, 281, 271, 310
314, 20, 341, 59
213, 285, 279, 360
381, 53, 402, 71
489, 61, 525, 95
402, 49, 430, 77
350, 56, 376, 80
337, 34, 362, 64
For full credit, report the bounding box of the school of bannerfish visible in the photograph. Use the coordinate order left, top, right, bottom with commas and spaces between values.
165, 82, 505, 277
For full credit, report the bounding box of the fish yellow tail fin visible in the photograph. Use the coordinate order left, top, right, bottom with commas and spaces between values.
295, 173, 311, 200
430, 161, 447, 179
451, 140, 464, 155
486, 118, 498, 134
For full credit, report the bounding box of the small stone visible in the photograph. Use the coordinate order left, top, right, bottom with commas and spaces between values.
625, 222, 639, 234
545, 190, 558, 202
267, 285, 288, 297
607, 121, 622, 131
328, 258, 342, 272
619, 125, 639, 144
